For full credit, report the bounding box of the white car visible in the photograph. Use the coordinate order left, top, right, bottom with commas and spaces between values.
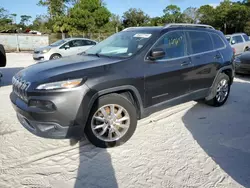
33, 38, 97, 61
226, 33, 250, 55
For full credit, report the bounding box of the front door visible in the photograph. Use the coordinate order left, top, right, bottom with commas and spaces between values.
144, 30, 193, 107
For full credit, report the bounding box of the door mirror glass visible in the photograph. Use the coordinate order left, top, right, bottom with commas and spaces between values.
64, 44, 70, 50
149, 49, 165, 60
231, 40, 236, 45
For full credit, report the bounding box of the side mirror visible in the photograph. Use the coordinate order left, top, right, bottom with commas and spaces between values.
64, 44, 70, 50
231, 40, 236, 45
149, 49, 165, 60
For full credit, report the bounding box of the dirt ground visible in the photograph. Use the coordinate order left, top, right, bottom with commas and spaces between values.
0, 53, 250, 188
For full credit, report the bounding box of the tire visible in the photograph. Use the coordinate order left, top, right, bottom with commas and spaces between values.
0, 44, 6, 67
205, 73, 230, 107
84, 93, 137, 148
245, 47, 249, 52
50, 53, 61, 60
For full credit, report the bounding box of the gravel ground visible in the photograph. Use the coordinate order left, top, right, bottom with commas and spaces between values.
0, 53, 250, 188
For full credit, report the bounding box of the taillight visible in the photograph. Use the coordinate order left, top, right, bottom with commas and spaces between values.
232, 48, 236, 55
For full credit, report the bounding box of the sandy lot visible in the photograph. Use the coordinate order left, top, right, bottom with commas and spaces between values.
0, 53, 250, 188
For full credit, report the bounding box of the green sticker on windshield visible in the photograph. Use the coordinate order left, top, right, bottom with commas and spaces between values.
134, 34, 152, 38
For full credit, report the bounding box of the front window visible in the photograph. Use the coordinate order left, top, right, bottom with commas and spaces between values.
50, 39, 66, 47
85, 31, 154, 58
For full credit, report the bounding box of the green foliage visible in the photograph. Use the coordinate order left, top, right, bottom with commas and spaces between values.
122, 8, 150, 27
20, 15, 32, 26
198, 5, 216, 26
38, 0, 71, 18
183, 7, 200, 24
163, 5, 183, 23
69, 0, 111, 34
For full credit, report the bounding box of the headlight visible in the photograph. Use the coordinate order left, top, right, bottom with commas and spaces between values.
36, 78, 83, 90
41, 48, 51, 54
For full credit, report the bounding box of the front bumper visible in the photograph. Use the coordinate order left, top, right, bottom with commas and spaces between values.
33, 53, 44, 61
10, 84, 91, 139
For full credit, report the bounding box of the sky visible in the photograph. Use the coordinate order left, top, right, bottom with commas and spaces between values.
1, 0, 238, 23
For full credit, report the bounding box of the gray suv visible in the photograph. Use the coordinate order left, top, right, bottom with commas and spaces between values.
226, 33, 250, 55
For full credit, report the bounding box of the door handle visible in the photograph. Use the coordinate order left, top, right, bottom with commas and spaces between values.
181, 61, 191, 66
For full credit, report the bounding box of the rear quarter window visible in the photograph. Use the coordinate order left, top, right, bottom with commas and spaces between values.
211, 33, 225, 49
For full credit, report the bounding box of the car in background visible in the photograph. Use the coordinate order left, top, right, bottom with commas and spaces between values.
0, 44, 6, 81
234, 51, 250, 74
226, 33, 250, 55
33, 38, 97, 61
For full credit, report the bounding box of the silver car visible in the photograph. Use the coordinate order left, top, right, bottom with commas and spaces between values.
33, 38, 97, 61
226, 33, 250, 55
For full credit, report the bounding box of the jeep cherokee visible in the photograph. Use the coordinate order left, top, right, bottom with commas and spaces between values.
10, 24, 234, 148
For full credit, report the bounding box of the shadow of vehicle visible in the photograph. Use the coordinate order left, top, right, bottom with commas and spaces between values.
182, 79, 250, 187
69, 138, 118, 188
0, 67, 23, 87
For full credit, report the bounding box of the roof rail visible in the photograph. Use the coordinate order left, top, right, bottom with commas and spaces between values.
164, 23, 215, 30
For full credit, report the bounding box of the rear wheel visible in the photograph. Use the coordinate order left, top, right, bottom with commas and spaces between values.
244, 47, 249, 52
205, 73, 230, 107
84, 94, 137, 148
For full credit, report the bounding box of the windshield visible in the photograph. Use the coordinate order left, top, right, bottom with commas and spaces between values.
226, 36, 231, 42
85, 31, 153, 58
50, 39, 66, 47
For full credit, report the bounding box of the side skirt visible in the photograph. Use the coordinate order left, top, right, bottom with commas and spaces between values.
141, 88, 209, 118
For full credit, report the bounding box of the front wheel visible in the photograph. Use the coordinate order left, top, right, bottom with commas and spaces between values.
205, 73, 230, 107
84, 94, 137, 148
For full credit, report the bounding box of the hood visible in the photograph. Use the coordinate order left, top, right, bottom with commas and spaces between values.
239, 52, 250, 63
15, 55, 122, 83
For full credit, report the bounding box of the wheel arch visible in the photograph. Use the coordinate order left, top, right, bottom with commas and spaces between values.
206, 66, 234, 100
49, 53, 62, 60
88, 85, 144, 120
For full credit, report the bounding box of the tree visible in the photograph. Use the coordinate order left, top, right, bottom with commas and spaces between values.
183, 7, 200, 24
69, 0, 111, 34
122, 8, 150, 27
11, 13, 17, 24
0, 7, 13, 31
227, 3, 250, 33
150, 17, 163, 26
38, 0, 71, 18
31, 15, 51, 33
53, 14, 72, 38
163, 5, 184, 23
198, 5, 216, 26
20, 15, 32, 26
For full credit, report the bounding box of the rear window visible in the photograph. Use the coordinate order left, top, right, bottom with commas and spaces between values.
232, 35, 243, 43
187, 31, 213, 54
211, 33, 225, 49
243, 34, 250, 41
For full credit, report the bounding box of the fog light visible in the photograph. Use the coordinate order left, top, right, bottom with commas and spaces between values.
29, 100, 56, 111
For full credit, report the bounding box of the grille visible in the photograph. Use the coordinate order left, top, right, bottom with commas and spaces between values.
12, 77, 30, 102
34, 51, 40, 54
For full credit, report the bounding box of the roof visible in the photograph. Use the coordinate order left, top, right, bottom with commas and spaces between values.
226, 33, 247, 37
123, 24, 216, 33
64, 37, 96, 42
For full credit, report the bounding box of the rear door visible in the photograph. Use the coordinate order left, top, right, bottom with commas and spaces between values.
186, 30, 221, 92
144, 30, 193, 106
